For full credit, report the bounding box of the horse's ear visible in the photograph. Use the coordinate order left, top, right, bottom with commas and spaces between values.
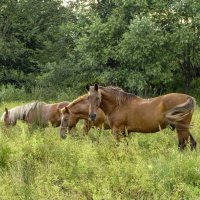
65, 106, 70, 114
94, 83, 98, 91
86, 84, 90, 91
5, 108, 8, 114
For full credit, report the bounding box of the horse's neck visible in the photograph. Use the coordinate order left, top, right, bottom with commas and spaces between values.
100, 91, 118, 115
70, 100, 89, 115
10, 107, 24, 121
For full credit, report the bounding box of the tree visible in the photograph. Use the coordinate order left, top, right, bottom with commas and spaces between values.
1, 0, 200, 99
0, 0, 70, 89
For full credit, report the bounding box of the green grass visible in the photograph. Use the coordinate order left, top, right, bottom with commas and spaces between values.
0, 102, 200, 200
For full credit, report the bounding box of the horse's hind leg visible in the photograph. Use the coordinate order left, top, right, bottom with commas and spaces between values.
176, 129, 196, 150
189, 133, 197, 150
177, 129, 189, 150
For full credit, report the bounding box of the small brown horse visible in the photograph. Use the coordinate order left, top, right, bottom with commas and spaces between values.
59, 94, 109, 139
86, 84, 197, 150
1, 101, 69, 128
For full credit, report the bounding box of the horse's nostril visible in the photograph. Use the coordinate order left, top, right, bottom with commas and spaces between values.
89, 113, 96, 121
91, 114, 96, 121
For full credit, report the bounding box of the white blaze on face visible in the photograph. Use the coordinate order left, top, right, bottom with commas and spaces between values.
88, 86, 96, 95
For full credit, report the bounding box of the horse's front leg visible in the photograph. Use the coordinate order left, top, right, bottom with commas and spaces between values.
112, 126, 125, 142
83, 120, 91, 134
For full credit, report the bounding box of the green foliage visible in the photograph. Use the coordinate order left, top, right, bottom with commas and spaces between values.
0, 85, 27, 102
0, 83, 76, 103
117, 16, 173, 93
0, 0, 71, 89
0, 143, 11, 169
0, 103, 200, 199
1, 0, 200, 99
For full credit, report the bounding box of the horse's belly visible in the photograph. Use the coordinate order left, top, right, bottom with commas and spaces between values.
127, 121, 166, 133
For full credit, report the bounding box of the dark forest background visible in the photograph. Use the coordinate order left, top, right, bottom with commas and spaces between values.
0, 0, 200, 102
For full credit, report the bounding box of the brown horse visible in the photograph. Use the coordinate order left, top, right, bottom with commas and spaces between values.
59, 94, 109, 139
86, 84, 197, 150
1, 101, 69, 128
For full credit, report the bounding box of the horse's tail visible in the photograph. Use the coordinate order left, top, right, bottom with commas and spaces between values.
165, 96, 196, 129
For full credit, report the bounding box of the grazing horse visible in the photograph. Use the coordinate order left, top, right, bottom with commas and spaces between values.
86, 84, 197, 150
59, 94, 109, 139
1, 101, 69, 128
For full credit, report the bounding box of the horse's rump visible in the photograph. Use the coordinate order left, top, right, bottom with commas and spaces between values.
165, 97, 196, 129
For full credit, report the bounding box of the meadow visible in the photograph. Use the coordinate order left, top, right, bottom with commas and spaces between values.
0, 102, 200, 200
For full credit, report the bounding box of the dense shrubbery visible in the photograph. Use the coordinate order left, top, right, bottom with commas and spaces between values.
0, 103, 200, 199
0, 84, 78, 104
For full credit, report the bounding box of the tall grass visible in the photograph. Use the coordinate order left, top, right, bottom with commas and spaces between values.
0, 103, 200, 199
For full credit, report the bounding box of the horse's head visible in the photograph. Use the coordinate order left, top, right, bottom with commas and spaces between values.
59, 106, 77, 139
86, 84, 101, 121
59, 106, 70, 139
1, 108, 16, 127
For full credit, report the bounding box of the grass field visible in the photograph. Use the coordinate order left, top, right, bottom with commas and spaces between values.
0, 102, 200, 200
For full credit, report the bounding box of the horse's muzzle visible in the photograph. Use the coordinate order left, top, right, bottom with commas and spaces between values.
60, 131, 67, 139
89, 113, 96, 121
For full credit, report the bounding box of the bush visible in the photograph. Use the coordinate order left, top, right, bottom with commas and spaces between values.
0, 83, 78, 103
0, 85, 28, 103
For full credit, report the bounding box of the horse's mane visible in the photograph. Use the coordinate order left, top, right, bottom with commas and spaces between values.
1, 101, 46, 123
99, 86, 137, 105
68, 94, 88, 108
